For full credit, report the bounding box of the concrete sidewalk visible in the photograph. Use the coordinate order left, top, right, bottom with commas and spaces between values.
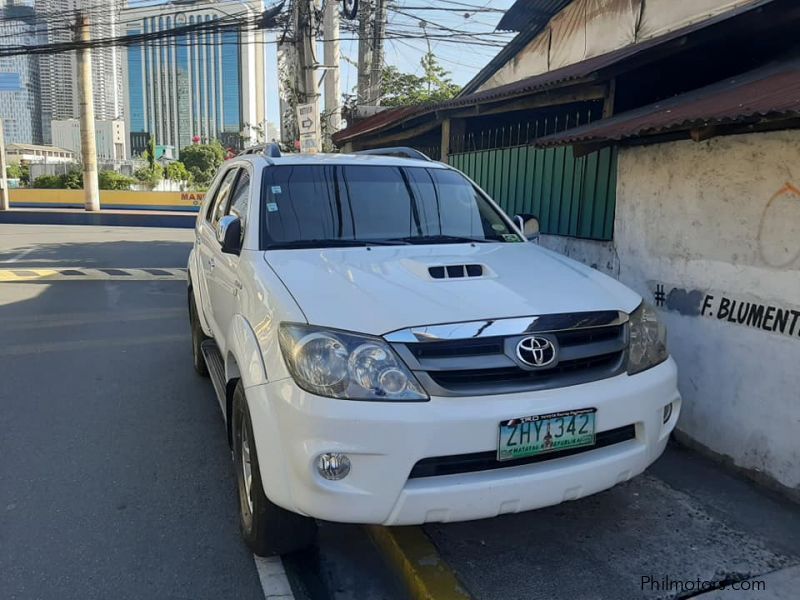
699, 565, 800, 599
421, 443, 800, 600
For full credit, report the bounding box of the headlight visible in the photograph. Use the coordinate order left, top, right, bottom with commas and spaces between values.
278, 323, 428, 401
627, 302, 668, 375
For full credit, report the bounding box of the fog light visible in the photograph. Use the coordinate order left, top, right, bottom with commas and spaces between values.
663, 403, 673, 424
316, 453, 351, 481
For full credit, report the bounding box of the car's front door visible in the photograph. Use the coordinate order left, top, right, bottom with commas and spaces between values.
208, 165, 252, 344
197, 166, 238, 342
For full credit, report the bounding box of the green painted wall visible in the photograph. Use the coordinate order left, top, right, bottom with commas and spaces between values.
449, 144, 617, 241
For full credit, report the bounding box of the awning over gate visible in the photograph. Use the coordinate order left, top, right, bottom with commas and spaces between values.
535, 58, 800, 148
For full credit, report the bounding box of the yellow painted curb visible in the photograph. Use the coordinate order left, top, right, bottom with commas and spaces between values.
0, 268, 187, 282
366, 525, 473, 600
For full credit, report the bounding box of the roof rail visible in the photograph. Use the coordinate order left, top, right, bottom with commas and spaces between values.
354, 147, 432, 161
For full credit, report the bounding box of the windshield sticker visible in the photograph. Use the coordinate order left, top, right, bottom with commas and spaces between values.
271, 186, 282, 194
267, 202, 279, 212
502, 233, 522, 242
491, 223, 506, 231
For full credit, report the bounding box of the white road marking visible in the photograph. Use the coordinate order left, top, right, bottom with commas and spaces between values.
0, 247, 34, 263
254, 556, 295, 600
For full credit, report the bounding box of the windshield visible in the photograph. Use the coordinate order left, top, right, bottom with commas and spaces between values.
260, 165, 521, 248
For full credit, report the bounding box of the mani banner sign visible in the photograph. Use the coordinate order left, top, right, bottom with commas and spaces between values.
297, 102, 321, 154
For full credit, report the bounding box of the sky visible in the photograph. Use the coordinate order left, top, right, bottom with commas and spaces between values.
127, 0, 518, 125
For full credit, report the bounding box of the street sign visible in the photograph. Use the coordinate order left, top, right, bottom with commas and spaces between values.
297, 102, 321, 154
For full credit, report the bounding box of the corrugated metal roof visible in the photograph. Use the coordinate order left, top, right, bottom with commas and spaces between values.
496, 0, 573, 32
535, 59, 800, 147
332, 0, 774, 146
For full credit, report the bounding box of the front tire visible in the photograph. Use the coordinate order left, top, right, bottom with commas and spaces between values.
189, 292, 209, 377
232, 382, 317, 556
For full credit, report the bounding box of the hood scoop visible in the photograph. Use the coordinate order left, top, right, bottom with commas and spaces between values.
428, 264, 486, 280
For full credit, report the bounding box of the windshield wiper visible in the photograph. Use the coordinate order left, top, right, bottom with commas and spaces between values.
385, 234, 494, 245
266, 239, 409, 250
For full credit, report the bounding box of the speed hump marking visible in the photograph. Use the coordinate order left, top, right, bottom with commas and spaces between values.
0, 268, 188, 282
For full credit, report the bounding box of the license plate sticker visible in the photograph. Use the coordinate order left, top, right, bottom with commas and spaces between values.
497, 408, 597, 461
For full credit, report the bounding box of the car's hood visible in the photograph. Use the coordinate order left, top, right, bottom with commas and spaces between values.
264, 243, 640, 335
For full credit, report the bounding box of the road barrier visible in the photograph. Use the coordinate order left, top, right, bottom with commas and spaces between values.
9, 189, 204, 212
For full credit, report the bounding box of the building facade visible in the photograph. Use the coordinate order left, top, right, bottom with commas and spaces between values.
36, 0, 125, 143
0, 1, 43, 144
51, 118, 127, 161
122, 0, 266, 154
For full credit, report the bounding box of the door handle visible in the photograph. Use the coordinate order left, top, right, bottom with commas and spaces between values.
234, 280, 242, 290
208, 258, 216, 270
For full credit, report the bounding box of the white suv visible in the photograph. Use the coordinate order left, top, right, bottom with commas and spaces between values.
188, 145, 681, 556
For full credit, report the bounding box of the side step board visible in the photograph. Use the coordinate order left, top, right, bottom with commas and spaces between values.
201, 340, 227, 409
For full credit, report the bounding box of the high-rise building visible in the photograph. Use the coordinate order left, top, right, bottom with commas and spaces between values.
0, 0, 44, 144
122, 0, 266, 154
36, 0, 125, 142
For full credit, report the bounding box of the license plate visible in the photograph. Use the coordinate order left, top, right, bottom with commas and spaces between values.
497, 408, 597, 461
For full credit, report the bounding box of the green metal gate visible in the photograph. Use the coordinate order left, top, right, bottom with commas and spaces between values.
449, 144, 617, 241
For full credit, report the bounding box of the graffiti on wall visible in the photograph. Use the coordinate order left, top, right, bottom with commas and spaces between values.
650, 282, 800, 341
757, 182, 800, 268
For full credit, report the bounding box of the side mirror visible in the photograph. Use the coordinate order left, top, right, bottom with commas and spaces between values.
514, 214, 540, 240
217, 215, 242, 255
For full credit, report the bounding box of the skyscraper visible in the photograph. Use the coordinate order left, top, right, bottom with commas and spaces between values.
122, 0, 266, 154
36, 0, 125, 142
0, 0, 44, 144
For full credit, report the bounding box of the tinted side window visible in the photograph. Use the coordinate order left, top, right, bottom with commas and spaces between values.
228, 170, 250, 223
207, 168, 238, 226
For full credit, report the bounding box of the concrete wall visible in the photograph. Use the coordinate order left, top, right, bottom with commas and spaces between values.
545, 130, 800, 496
9, 189, 204, 212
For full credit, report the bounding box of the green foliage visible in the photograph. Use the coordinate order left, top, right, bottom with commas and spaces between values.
380, 52, 461, 107
98, 170, 135, 190
165, 160, 192, 182
31, 169, 82, 189
32, 174, 64, 189
179, 141, 225, 186
6, 163, 30, 185
134, 163, 164, 188
145, 135, 157, 169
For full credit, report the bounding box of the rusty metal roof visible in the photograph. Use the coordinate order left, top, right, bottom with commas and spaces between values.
535, 59, 800, 147
332, 0, 775, 146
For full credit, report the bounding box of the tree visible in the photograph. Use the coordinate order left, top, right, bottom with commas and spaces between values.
6, 163, 30, 185
98, 170, 135, 190
379, 52, 461, 107
32, 174, 63, 189
165, 161, 192, 183
180, 140, 225, 186
134, 163, 163, 189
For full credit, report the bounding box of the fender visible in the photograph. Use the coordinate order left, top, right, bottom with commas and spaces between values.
187, 248, 213, 336
225, 314, 268, 388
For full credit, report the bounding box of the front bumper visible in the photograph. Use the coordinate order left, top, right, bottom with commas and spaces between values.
246, 358, 681, 525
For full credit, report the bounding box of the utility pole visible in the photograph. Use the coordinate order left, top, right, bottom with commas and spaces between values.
76, 11, 100, 211
0, 120, 8, 211
297, 0, 318, 104
368, 0, 387, 105
356, 0, 373, 105
357, 0, 387, 107
323, 0, 341, 135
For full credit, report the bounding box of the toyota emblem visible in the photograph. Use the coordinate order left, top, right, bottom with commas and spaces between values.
516, 336, 557, 368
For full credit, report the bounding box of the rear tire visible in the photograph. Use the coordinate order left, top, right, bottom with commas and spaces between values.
189, 293, 209, 377
232, 382, 317, 556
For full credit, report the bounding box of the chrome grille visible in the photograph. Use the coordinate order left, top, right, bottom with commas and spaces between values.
388, 312, 628, 397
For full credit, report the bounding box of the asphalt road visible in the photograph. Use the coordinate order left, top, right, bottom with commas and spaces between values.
0, 224, 400, 600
